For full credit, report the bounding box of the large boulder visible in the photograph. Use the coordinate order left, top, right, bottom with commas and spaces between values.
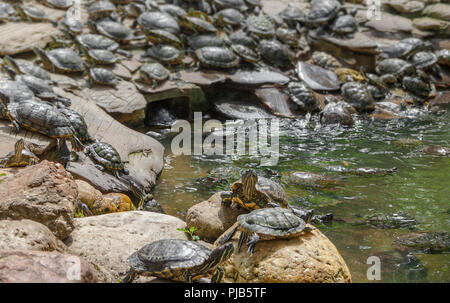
0, 250, 98, 283
65, 211, 188, 282
0, 219, 67, 252
0, 161, 78, 240
186, 192, 248, 243
215, 225, 352, 283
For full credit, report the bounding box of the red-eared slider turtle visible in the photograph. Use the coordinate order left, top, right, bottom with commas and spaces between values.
186, 34, 226, 50
88, 20, 133, 43
213, 0, 248, 12
2, 56, 51, 81
229, 30, 258, 50
180, 16, 217, 33
14, 5, 56, 25
85, 140, 128, 178
311, 51, 341, 71
331, 12, 358, 35
0, 80, 35, 107
341, 81, 375, 113
320, 99, 355, 126
122, 239, 234, 283
402, 76, 431, 97
436, 49, 450, 67
88, 0, 116, 20
83, 49, 118, 65
375, 58, 416, 83
260, 39, 292, 69
279, 3, 304, 27
0, 139, 39, 168
59, 14, 84, 36
58, 107, 92, 144
245, 15, 275, 39
76, 34, 119, 52
221, 169, 289, 210
217, 207, 313, 254
145, 44, 184, 65
136, 11, 180, 35
214, 8, 244, 30
288, 81, 320, 113
195, 46, 239, 69
230, 44, 260, 64
380, 38, 432, 60
144, 29, 183, 49
86, 67, 118, 87
305, 0, 341, 25
42, 0, 73, 10
33, 47, 85, 74
410, 51, 441, 77
138, 63, 171, 87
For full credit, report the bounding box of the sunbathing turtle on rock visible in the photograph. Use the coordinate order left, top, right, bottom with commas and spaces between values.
0, 139, 39, 168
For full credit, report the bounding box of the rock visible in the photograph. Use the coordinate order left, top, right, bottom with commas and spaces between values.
423, 3, 450, 21
65, 211, 188, 282
0, 160, 77, 240
386, 0, 425, 14
281, 171, 342, 188
0, 250, 98, 283
215, 225, 352, 283
296, 62, 340, 91
227, 68, 290, 87
0, 219, 67, 252
413, 17, 449, 32
254, 87, 295, 118
310, 31, 380, 55
366, 12, 413, 33
186, 192, 248, 243
178, 70, 227, 86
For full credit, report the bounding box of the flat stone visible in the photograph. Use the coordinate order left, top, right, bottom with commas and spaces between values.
227, 68, 290, 87
312, 31, 380, 54
296, 62, 340, 91
413, 17, 449, 32
385, 0, 425, 14
366, 12, 413, 33
423, 3, 450, 21
178, 70, 227, 86
254, 87, 295, 118
65, 211, 188, 282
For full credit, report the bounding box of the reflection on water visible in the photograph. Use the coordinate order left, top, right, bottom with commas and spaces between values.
152, 109, 450, 282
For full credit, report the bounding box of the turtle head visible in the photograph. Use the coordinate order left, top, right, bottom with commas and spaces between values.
14, 139, 25, 161
241, 169, 258, 199
206, 243, 234, 270
3, 56, 20, 73
32, 47, 52, 70
2, 65, 16, 80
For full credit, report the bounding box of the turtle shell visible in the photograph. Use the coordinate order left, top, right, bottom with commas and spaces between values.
18, 6, 47, 21
288, 81, 320, 113
229, 30, 258, 50
214, 8, 244, 27
127, 239, 212, 280
411, 51, 438, 70
7, 99, 77, 139
86, 141, 124, 171
76, 34, 119, 52
159, 4, 187, 19
230, 44, 260, 63
14, 74, 56, 100
376, 58, 416, 78
187, 34, 225, 50
196, 46, 239, 69
140, 63, 170, 82
260, 39, 292, 69
305, 0, 341, 24
3, 142, 39, 167
0, 80, 35, 104
213, 0, 248, 12
311, 51, 341, 70
144, 29, 183, 49
93, 20, 133, 42
3, 57, 51, 81
87, 49, 117, 65
88, 67, 117, 86
59, 108, 92, 143
145, 45, 183, 65
331, 14, 357, 34
246, 15, 275, 39
436, 49, 450, 67
44, 0, 73, 9
43, 48, 85, 73
181, 16, 217, 33
137, 12, 180, 35
88, 0, 115, 19
238, 208, 307, 238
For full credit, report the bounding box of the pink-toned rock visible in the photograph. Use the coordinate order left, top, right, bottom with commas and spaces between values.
0, 250, 98, 283
0, 160, 77, 240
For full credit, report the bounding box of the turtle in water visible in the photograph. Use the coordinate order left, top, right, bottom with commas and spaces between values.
122, 239, 234, 283
217, 207, 314, 254
221, 169, 289, 210
0, 139, 39, 168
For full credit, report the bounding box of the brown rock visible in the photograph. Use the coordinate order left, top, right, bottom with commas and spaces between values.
103, 193, 135, 212
0, 160, 77, 240
216, 226, 352, 283
0, 250, 98, 283
0, 219, 67, 252
186, 192, 248, 243
75, 179, 114, 215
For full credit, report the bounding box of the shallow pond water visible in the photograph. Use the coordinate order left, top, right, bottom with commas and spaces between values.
150, 108, 449, 283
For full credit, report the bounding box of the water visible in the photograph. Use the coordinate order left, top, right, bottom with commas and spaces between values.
151, 108, 450, 283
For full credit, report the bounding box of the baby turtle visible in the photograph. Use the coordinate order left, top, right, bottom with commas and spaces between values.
260, 39, 292, 69
214, 8, 244, 30
59, 14, 84, 36
144, 29, 183, 49
180, 16, 217, 34
136, 11, 180, 35
138, 63, 171, 87
230, 44, 260, 64
0, 139, 39, 168
311, 51, 341, 71
279, 3, 304, 28
76, 34, 120, 52
410, 51, 441, 77
15, 5, 56, 25
245, 15, 275, 39
305, 0, 341, 25
341, 81, 375, 113
436, 49, 450, 67
86, 67, 118, 87
376, 58, 416, 83
145, 44, 184, 65
213, 0, 248, 12
0, 3, 15, 23
221, 169, 289, 210
218, 207, 313, 254
331, 13, 358, 35
229, 30, 258, 50
87, 0, 116, 20
158, 4, 187, 19
33, 47, 85, 74
276, 27, 302, 48
402, 76, 431, 98
0, 80, 35, 104
2, 56, 51, 81
89, 20, 133, 43
122, 239, 234, 283
187, 34, 226, 50
85, 140, 128, 178
380, 38, 432, 60
288, 81, 320, 113
83, 49, 118, 65
195, 46, 239, 69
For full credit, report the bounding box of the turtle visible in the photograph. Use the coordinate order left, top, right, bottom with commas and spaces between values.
288, 81, 320, 113
375, 58, 416, 83
0, 139, 39, 168
0, 79, 36, 105
2, 99, 83, 164
88, 20, 134, 43
76, 33, 120, 52
341, 81, 375, 113
276, 27, 301, 48
138, 63, 171, 87
436, 49, 450, 67
278, 3, 304, 28
311, 51, 341, 71
221, 169, 289, 210
58, 107, 92, 144
320, 99, 355, 126
85, 140, 128, 178
145, 45, 184, 65
229, 44, 260, 64
402, 76, 431, 98
217, 207, 314, 254
135, 11, 180, 35
122, 239, 234, 283
144, 29, 184, 49
2, 56, 51, 81
0, 3, 15, 23
121, 1, 146, 19
33, 47, 85, 74
410, 51, 441, 78
83, 49, 118, 65
14, 5, 56, 25
42, 0, 73, 10
195, 46, 240, 69
380, 38, 433, 60
86, 67, 118, 87
330, 13, 358, 35
214, 8, 244, 31
180, 16, 217, 34
59, 14, 84, 36
213, 0, 248, 12
186, 34, 226, 50
87, 0, 116, 20
259, 39, 292, 69
229, 30, 258, 50
158, 4, 187, 19
305, 0, 341, 25
245, 15, 275, 39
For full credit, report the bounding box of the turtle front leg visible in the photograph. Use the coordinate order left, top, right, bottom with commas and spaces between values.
246, 232, 260, 254
220, 191, 233, 207
11, 120, 21, 133
237, 231, 249, 253
121, 270, 136, 283
211, 266, 224, 283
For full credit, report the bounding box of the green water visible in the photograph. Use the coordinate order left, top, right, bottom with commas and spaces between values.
152, 108, 450, 283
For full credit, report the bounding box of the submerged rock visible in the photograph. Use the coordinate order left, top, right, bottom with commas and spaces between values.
395, 232, 450, 254
281, 171, 342, 188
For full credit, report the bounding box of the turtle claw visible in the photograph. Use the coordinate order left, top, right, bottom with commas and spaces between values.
247, 233, 259, 254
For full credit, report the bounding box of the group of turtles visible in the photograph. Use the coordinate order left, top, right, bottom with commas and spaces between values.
122, 169, 318, 283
